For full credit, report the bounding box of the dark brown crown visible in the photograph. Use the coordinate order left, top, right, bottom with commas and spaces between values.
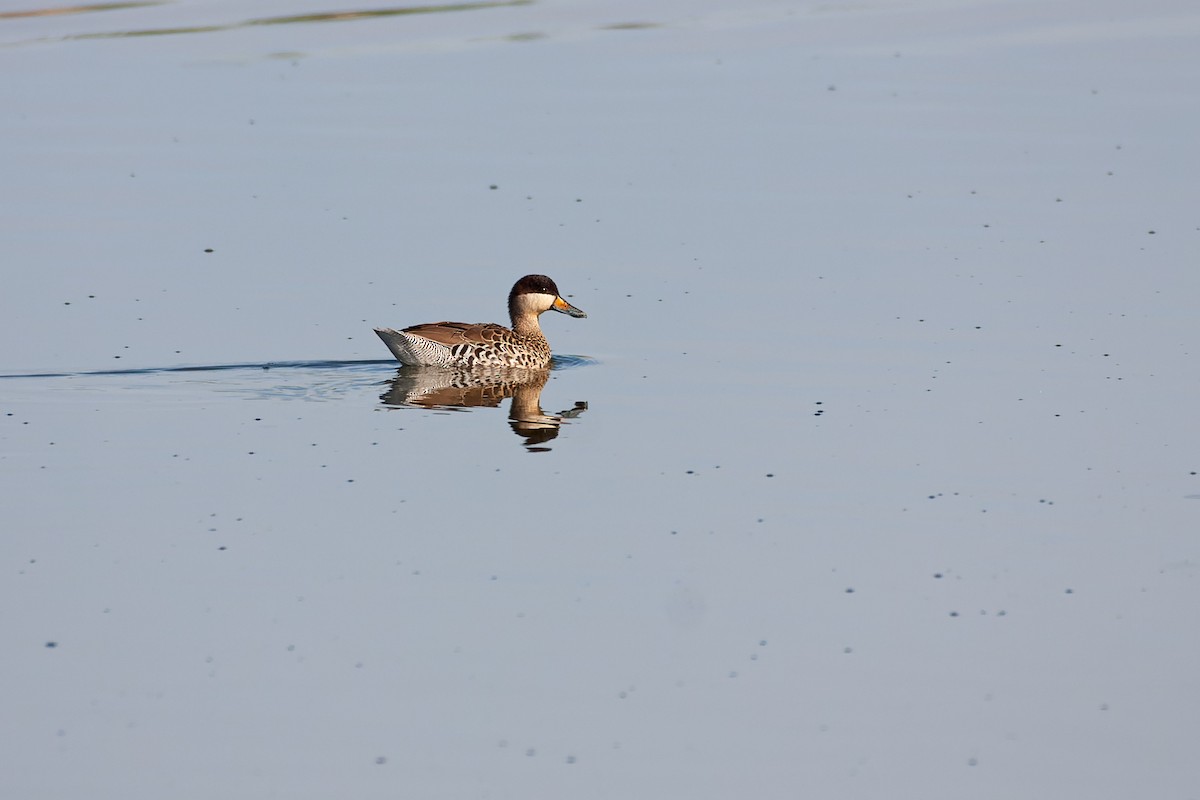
510, 274, 561, 299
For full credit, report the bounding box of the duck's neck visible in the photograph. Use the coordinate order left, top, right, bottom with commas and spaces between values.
511, 312, 545, 338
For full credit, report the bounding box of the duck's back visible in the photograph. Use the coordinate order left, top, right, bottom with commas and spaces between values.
402, 321, 505, 344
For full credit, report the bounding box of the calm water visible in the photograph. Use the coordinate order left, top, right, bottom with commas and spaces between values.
3, 1, 1200, 798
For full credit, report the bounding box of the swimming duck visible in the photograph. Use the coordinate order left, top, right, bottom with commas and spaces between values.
374, 274, 586, 368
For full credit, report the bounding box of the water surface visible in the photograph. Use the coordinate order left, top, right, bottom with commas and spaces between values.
3, 1, 1199, 798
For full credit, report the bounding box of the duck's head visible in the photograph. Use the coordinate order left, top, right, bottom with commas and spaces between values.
509, 274, 587, 319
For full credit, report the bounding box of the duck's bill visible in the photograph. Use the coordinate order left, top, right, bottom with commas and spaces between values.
553, 296, 587, 318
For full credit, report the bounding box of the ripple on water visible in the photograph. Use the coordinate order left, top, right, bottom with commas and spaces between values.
0, 357, 597, 405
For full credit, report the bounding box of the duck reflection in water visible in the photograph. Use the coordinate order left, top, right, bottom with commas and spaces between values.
379, 366, 587, 451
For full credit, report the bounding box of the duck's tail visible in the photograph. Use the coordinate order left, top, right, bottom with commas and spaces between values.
374, 327, 422, 366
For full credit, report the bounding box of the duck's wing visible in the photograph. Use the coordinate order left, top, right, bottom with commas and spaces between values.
400, 321, 511, 346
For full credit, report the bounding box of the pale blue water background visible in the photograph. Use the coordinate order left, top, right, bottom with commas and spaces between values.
3, 1, 1200, 798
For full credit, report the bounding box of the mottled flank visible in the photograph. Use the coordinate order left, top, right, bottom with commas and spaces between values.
376, 321, 552, 368
375, 274, 586, 368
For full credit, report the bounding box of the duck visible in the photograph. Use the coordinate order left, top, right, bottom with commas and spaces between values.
374, 274, 586, 368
